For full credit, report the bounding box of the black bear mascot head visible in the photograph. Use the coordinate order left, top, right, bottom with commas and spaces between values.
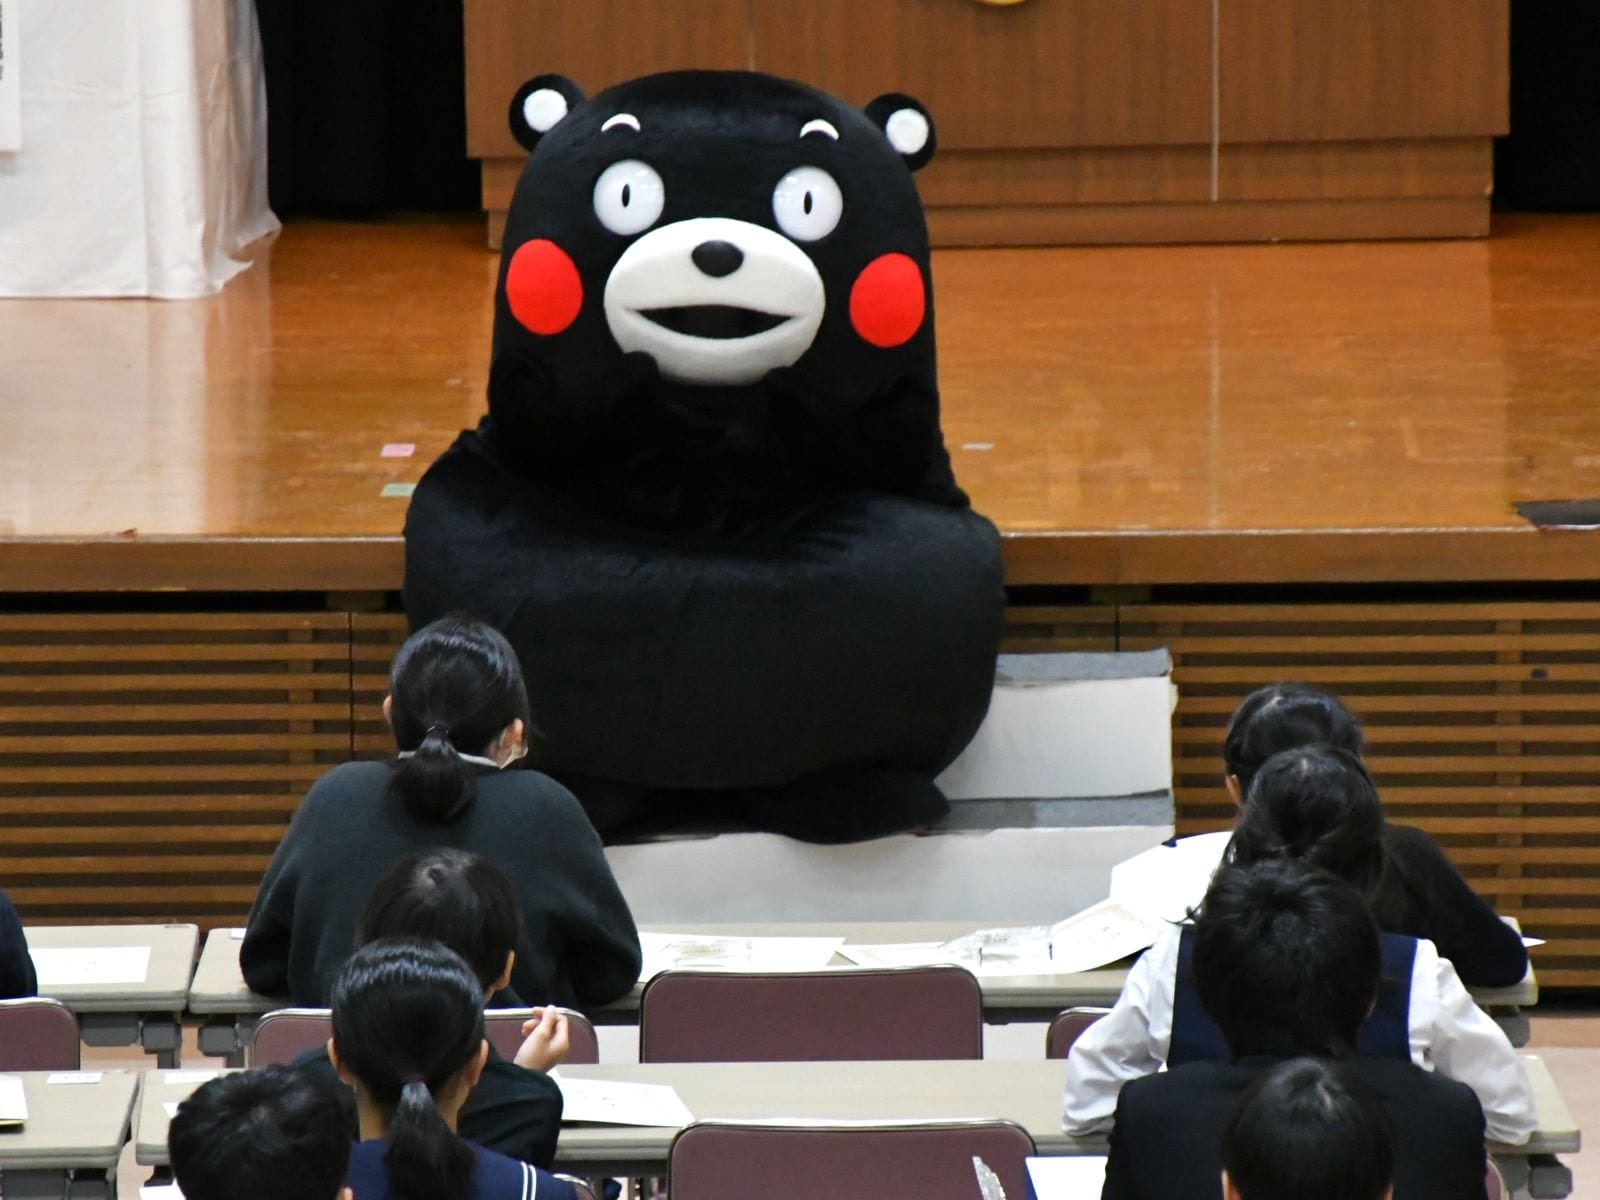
485, 70, 967, 532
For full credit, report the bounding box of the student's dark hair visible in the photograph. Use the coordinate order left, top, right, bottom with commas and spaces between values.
357, 849, 521, 992
388, 614, 531, 823
168, 1064, 350, 1200
331, 938, 486, 1200
1223, 683, 1364, 795
1193, 859, 1380, 1058
1226, 746, 1386, 893
1221, 1057, 1395, 1200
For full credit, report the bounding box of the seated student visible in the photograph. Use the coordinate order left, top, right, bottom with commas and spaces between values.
1100, 861, 1488, 1200
296, 849, 568, 1168
329, 938, 579, 1200
169, 1064, 352, 1200
0, 884, 36, 999
1064, 745, 1534, 1144
242, 614, 642, 1008
1222, 682, 1527, 988
1220, 1058, 1396, 1200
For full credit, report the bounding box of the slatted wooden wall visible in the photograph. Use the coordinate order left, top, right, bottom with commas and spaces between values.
0, 614, 354, 923
1120, 602, 1600, 988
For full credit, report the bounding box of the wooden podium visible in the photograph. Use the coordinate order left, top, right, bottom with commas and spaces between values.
464, 0, 1508, 247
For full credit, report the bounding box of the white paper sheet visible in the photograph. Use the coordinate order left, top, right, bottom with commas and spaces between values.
638, 932, 844, 980
1027, 1155, 1108, 1199
553, 1075, 694, 1127
1108, 831, 1231, 924
0, 1074, 27, 1126
31, 945, 151, 987
141, 1186, 186, 1200
46, 1072, 102, 1085
0, 0, 18, 151
1046, 898, 1170, 976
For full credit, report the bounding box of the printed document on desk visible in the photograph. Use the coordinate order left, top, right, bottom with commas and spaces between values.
31, 945, 152, 987
639, 932, 843, 979
553, 1074, 695, 1127
0, 1073, 27, 1126
1027, 1155, 1108, 1199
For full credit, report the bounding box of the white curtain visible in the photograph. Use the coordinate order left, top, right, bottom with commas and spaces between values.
0, 0, 279, 298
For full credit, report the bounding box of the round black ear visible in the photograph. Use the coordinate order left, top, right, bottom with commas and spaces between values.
508, 75, 587, 153
864, 93, 937, 172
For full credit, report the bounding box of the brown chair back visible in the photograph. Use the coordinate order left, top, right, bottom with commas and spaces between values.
485, 1007, 599, 1065
0, 997, 81, 1071
247, 1008, 333, 1067
639, 966, 983, 1063
669, 1120, 1036, 1200
1045, 1007, 1111, 1059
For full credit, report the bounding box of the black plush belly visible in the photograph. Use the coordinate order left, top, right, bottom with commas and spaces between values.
404, 431, 1004, 790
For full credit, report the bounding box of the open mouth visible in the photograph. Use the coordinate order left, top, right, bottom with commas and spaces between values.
638, 305, 791, 340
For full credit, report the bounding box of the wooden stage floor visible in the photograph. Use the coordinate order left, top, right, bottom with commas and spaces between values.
3, 213, 1599, 592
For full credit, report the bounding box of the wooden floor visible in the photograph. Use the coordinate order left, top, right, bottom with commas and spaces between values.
3, 213, 1600, 589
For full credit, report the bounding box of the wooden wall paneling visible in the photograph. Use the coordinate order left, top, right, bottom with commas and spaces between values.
1002, 605, 1117, 654
1217, 0, 1510, 144
1119, 600, 1600, 987
752, 0, 1213, 151
0, 613, 356, 926
352, 614, 411, 759
464, 0, 753, 160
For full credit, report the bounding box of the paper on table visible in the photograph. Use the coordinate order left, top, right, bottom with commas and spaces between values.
0, 1074, 27, 1126
1109, 831, 1231, 924
141, 1187, 186, 1200
837, 940, 1056, 979
31, 945, 152, 987
638, 932, 843, 980
553, 1075, 694, 1127
1027, 1155, 1108, 1200
1046, 898, 1170, 976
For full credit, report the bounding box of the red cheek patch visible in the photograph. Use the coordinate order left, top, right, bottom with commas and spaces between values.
505, 239, 583, 336
849, 253, 926, 349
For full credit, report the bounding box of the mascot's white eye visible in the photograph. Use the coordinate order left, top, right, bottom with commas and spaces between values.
772, 166, 843, 242
593, 160, 665, 236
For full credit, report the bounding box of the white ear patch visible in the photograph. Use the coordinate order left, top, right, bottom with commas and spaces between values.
800, 118, 840, 141
884, 108, 930, 157
602, 113, 642, 133
522, 88, 569, 134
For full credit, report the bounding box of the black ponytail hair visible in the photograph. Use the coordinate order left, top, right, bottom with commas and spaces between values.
330, 938, 486, 1200
388, 615, 532, 822
1226, 745, 1386, 893
1223, 683, 1364, 796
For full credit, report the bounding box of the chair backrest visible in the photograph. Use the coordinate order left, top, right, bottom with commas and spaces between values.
1485, 1157, 1506, 1200
251, 1006, 600, 1068
248, 1008, 333, 1067
485, 1007, 599, 1065
1045, 1007, 1111, 1059
0, 997, 81, 1071
640, 966, 984, 1063
554, 1175, 597, 1200
669, 1120, 1037, 1200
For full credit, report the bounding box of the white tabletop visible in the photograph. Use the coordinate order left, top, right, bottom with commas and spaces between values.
26, 924, 199, 1013
0, 1070, 138, 1170
130, 1055, 1579, 1170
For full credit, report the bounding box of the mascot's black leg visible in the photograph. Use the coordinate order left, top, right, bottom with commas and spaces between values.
557, 773, 747, 844
739, 766, 951, 844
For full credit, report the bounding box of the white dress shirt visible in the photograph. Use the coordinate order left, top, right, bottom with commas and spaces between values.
1061, 924, 1537, 1145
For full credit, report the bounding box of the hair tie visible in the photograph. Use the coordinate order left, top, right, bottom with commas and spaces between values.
403, 1073, 427, 1087
426, 723, 450, 738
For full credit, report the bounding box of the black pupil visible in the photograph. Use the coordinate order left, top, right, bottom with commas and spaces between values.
621, 183, 632, 207
804, 192, 814, 215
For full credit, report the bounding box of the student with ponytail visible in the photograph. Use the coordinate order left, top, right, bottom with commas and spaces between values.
330, 938, 578, 1200
242, 615, 640, 1007
1064, 745, 1536, 1146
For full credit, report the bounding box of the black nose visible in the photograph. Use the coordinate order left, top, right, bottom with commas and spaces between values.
692, 240, 744, 278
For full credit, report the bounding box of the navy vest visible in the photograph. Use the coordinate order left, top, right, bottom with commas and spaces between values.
1168, 926, 1416, 1066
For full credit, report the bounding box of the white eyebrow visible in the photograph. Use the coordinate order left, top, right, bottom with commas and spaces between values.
800, 118, 840, 141
602, 113, 641, 133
